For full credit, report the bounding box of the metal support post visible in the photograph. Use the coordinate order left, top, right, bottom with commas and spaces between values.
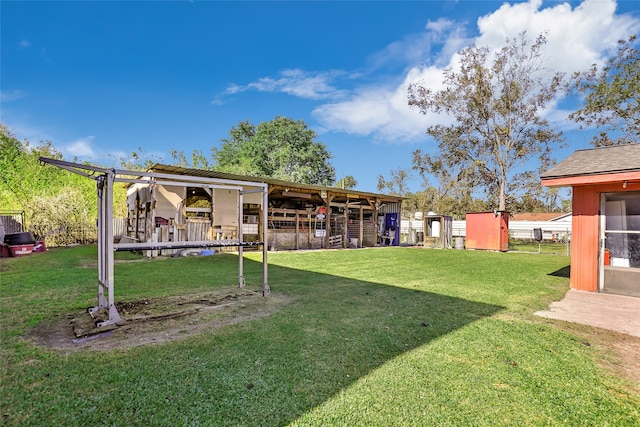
262, 186, 269, 296
238, 191, 244, 288
91, 171, 122, 327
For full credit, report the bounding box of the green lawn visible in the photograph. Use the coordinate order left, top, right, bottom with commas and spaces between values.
1, 246, 638, 426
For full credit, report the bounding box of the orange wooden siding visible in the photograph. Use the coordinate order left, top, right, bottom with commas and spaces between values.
465, 211, 509, 251
570, 186, 600, 291
542, 173, 640, 292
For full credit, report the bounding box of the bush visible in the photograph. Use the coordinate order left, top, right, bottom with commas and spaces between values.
27, 188, 97, 246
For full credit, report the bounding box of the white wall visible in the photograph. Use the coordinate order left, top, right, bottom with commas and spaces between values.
401, 219, 572, 241
214, 188, 238, 226
154, 185, 184, 221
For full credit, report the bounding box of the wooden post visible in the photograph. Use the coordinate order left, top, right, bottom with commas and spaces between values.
344, 199, 349, 248
321, 191, 334, 249
359, 206, 364, 248
308, 212, 312, 249
295, 210, 300, 250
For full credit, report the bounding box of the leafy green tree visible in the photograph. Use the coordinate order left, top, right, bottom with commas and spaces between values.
402, 187, 487, 219
213, 116, 336, 186
335, 175, 358, 190
506, 169, 564, 213
0, 124, 74, 209
0, 124, 128, 238
169, 148, 211, 170
116, 147, 161, 171
408, 32, 565, 211
569, 34, 640, 146
411, 149, 487, 215
377, 168, 411, 196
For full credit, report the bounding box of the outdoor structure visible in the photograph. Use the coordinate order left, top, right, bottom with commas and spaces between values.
401, 214, 572, 242
130, 165, 405, 251
541, 144, 640, 296
465, 211, 510, 252
423, 214, 453, 249
39, 157, 270, 328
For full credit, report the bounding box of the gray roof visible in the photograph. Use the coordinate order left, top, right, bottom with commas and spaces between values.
541, 144, 640, 179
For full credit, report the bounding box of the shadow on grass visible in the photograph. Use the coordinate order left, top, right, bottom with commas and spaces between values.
548, 265, 571, 278
3, 251, 504, 426
164, 256, 506, 425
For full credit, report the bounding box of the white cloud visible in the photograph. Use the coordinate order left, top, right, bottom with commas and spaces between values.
63, 136, 96, 158
214, 0, 639, 143
314, 0, 640, 142
313, 67, 445, 142
475, 0, 638, 73
19, 40, 30, 48
215, 69, 348, 104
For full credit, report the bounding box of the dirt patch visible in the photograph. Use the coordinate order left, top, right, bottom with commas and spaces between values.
26, 287, 290, 352
550, 321, 640, 394
587, 331, 640, 394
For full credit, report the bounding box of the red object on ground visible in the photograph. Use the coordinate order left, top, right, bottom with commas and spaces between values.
9, 244, 34, 257
465, 211, 510, 252
0, 244, 10, 258
33, 241, 47, 253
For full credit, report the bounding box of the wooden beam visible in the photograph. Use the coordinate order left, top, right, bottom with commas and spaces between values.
281, 191, 312, 199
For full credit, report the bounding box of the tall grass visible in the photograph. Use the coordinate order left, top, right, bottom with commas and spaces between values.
1, 246, 638, 426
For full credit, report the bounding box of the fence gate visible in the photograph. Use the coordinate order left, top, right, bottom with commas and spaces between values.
0, 211, 24, 242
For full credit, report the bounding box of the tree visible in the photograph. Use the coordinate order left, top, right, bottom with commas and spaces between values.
411, 149, 486, 215
569, 34, 640, 146
335, 175, 357, 190
506, 169, 564, 213
0, 124, 74, 210
408, 32, 565, 211
0, 123, 129, 236
212, 116, 336, 186
116, 147, 161, 171
169, 149, 211, 170
377, 168, 411, 196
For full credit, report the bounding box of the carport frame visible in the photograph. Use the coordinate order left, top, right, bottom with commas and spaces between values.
40, 157, 269, 327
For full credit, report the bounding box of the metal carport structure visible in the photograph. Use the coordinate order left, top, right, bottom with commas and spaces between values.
40, 157, 269, 328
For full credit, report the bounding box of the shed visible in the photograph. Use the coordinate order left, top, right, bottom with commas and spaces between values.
541, 144, 640, 296
423, 214, 453, 249
465, 211, 510, 252
127, 165, 405, 252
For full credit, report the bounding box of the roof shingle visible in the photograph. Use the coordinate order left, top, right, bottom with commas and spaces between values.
541, 144, 640, 179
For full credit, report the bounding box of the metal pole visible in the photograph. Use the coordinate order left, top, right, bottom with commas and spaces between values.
96, 176, 107, 309
104, 171, 121, 325
262, 186, 269, 296
238, 191, 244, 288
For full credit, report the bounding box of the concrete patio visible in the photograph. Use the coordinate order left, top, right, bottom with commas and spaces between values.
535, 289, 640, 338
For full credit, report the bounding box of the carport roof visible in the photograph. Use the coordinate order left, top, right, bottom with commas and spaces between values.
149, 164, 405, 203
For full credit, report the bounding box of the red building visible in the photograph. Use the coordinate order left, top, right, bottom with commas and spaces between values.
465, 211, 510, 252
541, 144, 640, 296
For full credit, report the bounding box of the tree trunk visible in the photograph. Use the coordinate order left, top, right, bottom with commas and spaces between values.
498, 178, 506, 211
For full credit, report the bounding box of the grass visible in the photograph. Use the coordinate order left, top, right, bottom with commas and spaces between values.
509, 240, 571, 256
1, 246, 638, 426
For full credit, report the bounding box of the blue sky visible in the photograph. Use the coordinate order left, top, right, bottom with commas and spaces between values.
1, 0, 639, 193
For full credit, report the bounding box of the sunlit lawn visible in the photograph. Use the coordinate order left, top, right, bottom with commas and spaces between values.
1, 246, 638, 426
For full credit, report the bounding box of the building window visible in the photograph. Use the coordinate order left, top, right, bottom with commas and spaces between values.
604, 192, 640, 268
